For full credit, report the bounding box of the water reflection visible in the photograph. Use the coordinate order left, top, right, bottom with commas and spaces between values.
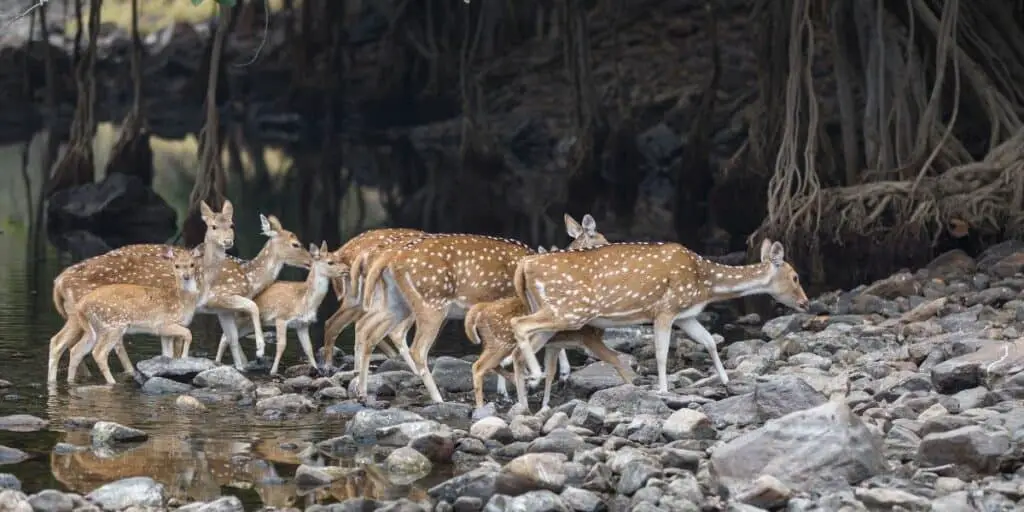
38, 383, 439, 508
0, 132, 449, 509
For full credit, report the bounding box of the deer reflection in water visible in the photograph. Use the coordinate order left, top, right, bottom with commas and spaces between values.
44, 385, 433, 508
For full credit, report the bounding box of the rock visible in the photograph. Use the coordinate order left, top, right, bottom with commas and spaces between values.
560, 487, 605, 512
527, 429, 587, 457
377, 420, 451, 446
409, 433, 456, 464
174, 395, 207, 412
348, 370, 421, 396
496, 453, 569, 495
566, 358, 636, 396
0, 490, 30, 512
293, 465, 349, 488
701, 393, 759, 427
588, 385, 671, 417
432, 356, 498, 393
140, 376, 193, 395
0, 474, 20, 490
255, 393, 315, 414
662, 409, 716, 441
134, 356, 216, 382
752, 375, 828, 420
192, 366, 256, 393
486, 489, 570, 512
428, 466, 500, 503
90, 421, 148, 447
0, 447, 28, 465
0, 414, 48, 432
917, 425, 1010, 476
176, 496, 244, 512
47, 174, 177, 258
732, 475, 791, 509
317, 435, 359, 458
616, 463, 660, 495
385, 446, 433, 479
346, 409, 424, 442
710, 400, 886, 495
471, 417, 512, 442
27, 489, 74, 512
931, 339, 1024, 393
85, 476, 164, 510
854, 487, 931, 510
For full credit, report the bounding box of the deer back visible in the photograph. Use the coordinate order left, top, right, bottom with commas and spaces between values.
386, 234, 533, 306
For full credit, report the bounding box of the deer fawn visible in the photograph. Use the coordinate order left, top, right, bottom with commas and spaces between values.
355, 214, 608, 403
48, 201, 234, 382
510, 239, 810, 393
319, 228, 426, 373
209, 214, 316, 367
216, 242, 348, 375
53, 247, 209, 385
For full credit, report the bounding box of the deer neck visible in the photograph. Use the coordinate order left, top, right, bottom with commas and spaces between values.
698, 258, 775, 302
197, 242, 228, 306
245, 241, 286, 294
301, 266, 332, 315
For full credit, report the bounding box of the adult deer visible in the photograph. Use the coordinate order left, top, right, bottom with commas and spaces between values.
356, 214, 608, 402
510, 239, 810, 393
466, 244, 635, 412
319, 228, 426, 373
55, 247, 208, 384
49, 201, 234, 381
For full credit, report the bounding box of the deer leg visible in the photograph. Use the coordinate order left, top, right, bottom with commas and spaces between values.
112, 343, 135, 373
48, 321, 82, 384
211, 295, 265, 359
677, 318, 729, 386
653, 315, 675, 393
160, 337, 174, 357
408, 306, 449, 404
471, 341, 513, 409
509, 356, 531, 416
580, 328, 637, 384
355, 313, 389, 398
216, 312, 247, 370
296, 325, 318, 368
322, 303, 361, 368
510, 309, 569, 387
557, 349, 571, 381
540, 346, 560, 412
270, 320, 289, 375
154, 324, 193, 366
386, 316, 417, 373
93, 329, 128, 385
67, 327, 100, 384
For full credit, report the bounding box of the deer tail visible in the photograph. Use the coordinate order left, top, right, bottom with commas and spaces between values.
361, 252, 390, 311
52, 274, 68, 319
464, 304, 484, 345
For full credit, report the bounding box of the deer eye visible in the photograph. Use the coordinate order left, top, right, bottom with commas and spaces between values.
792, 275, 799, 284
291, 242, 301, 248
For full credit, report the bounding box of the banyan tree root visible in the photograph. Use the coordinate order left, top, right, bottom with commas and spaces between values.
104, 0, 153, 187
45, 0, 102, 197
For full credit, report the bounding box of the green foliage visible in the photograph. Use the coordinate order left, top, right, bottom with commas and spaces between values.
191, 0, 237, 7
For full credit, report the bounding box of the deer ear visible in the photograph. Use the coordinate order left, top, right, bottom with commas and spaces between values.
259, 214, 278, 237
200, 201, 214, 222
221, 200, 234, 219
308, 243, 320, 258
769, 241, 785, 267
320, 241, 329, 254
267, 215, 283, 232
564, 213, 582, 239
581, 214, 597, 235
163, 247, 175, 260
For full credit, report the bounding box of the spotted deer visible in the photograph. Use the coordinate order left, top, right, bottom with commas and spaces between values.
215, 242, 348, 374
355, 214, 608, 402
52, 247, 209, 385
204, 214, 317, 367
466, 245, 635, 412
48, 201, 234, 381
319, 228, 426, 372
510, 239, 810, 393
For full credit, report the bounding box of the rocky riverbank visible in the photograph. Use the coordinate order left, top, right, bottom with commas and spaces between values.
5, 241, 1024, 511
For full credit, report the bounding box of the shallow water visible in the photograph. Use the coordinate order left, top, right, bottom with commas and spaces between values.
0, 229, 471, 509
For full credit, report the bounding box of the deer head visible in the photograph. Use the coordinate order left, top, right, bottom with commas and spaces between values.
311, 241, 348, 279
200, 200, 235, 250
565, 213, 608, 250
162, 246, 199, 294
759, 239, 810, 312
261, 214, 312, 268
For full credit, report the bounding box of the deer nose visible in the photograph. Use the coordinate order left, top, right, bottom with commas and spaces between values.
798, 299, 809, 310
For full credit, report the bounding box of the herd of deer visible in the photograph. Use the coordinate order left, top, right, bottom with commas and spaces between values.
45, 200, 811, 413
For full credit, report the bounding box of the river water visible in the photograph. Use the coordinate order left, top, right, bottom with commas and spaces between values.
0, 130, 459, 509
